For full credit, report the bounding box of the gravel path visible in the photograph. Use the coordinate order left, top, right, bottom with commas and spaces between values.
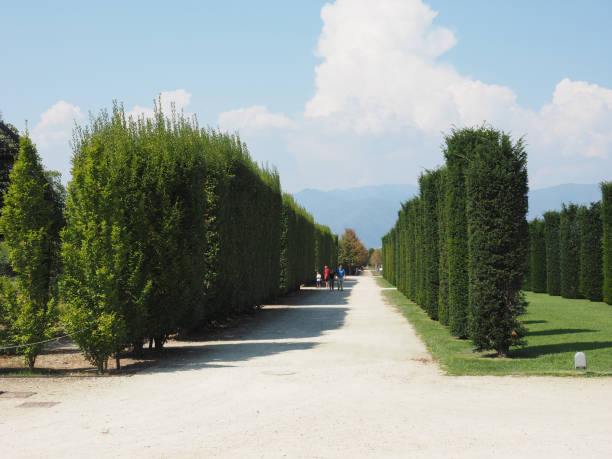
1, 273, 611, 458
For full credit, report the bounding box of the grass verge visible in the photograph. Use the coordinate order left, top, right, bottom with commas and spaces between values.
376, 277, 612, 376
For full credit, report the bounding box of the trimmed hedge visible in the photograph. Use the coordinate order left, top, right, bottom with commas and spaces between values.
383, 126, 528, 355
559, 203, 581, 299
579, 201, 603, 302
543, 211, 561, 296
60, 105, 336, 371
529, 218, 547, 293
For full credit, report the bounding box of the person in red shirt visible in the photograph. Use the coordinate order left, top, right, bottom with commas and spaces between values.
324, 265, 330, 288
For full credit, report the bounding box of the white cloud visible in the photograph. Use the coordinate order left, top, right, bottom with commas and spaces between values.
217, 105, 295, 132
127, 89, 193, 120
534, 79, 612, 159
305, 0, 526, 134
30, 100, 85, 182
32, 100, 84, 149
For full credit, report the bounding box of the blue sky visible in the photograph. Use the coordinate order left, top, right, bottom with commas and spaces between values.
2, 0, 611, 192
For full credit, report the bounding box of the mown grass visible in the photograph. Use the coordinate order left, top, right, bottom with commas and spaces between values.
377, 277, 612, 376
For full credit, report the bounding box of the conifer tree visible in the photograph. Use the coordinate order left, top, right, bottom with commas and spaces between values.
580, 201, 603, 301
0, 136, 63, 369
466, 129, 528, 356
529, 219, 547, 293
543, 211, 561, 295
559, 203, 582, 298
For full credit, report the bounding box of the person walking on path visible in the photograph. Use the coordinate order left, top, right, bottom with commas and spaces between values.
316, 271, 322, 288
324, 265, 330, 288
328, 269, 335, 291
337, 264, 346, 291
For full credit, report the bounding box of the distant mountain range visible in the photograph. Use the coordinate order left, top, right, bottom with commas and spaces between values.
294, 183, 602, 249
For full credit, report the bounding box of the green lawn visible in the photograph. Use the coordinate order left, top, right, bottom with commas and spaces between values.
377, 277, 612, 376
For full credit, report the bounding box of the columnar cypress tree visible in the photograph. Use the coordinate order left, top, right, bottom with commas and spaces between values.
579, 201, 603, 302
602, 182, 612, 304
0, 136, 63, 369
543, 211, 561, 295
419, 170, 440, 319
466, 129, 528, 356
444, 129, 472, 338
437, 168, 450, 325
529, 219, 547, 293
559, 203, 582, 299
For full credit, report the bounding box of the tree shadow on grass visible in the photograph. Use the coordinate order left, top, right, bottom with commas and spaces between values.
510, 341, 612, 358
526, 328, 598, 337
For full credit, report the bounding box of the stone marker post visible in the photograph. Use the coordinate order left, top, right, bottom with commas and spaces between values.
574, 352, 587, 369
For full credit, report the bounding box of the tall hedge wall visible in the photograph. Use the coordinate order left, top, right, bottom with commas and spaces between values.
383, 126, 528, 356
59, 105, 335, 371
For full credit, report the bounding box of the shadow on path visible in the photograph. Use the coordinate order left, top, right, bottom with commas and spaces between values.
138, 286, 352, 374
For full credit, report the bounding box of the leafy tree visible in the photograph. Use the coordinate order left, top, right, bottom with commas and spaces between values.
580, 201, 603, 301
369, 248, 382, 267
0, 119, 20, 207
338, 228, 368, 272
0, 136, 63, 368
559, 203, 582, 298
603, 182, 612, 304
543, 211, 561, 295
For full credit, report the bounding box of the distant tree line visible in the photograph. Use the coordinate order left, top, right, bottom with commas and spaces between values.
382, 126, 528, 357
525, 184, 612, 305
0, 105, 337, 372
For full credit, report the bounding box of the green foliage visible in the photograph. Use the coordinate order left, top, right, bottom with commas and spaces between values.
466, 129, 528, 356
580, 201, 603, 301
315, 223, 338, 274
419, 170, 441, 320
0, 136, 63, 368
0, 120, 20, 208
60, 104, 330, 371
602, 182, 612, 304
543, 211, 561, 296
437, 168, 449, 325
338, 228, 368, 273
559, 203, 582, 299
444, 129, 473, 338
383, 126, 528, 356
529, 219, 547, 293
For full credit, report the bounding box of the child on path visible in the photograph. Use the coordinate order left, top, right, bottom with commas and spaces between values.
316, 271, 322, 288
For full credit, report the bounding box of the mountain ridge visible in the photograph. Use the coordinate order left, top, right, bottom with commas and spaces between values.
293, 183, 603, 249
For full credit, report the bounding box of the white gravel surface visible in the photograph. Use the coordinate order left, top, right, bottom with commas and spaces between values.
1, 273, 611, 458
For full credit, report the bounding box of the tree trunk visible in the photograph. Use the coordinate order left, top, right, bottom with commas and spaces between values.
97, 360, 104, 374
115, 354, 120, 371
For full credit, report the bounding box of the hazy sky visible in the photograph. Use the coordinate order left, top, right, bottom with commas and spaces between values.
2, 0, 611, 192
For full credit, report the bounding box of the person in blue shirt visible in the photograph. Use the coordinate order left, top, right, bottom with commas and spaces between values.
337, 264, 346, 291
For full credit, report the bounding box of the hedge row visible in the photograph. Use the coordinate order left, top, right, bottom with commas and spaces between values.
383, 127, 528, 356
526, 197, 607, 303
2, 105, 336, 372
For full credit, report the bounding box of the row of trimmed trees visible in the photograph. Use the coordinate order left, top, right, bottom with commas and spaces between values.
525, 183, 612, 304
382, 126, 529, 356
0, 106, 337, 371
